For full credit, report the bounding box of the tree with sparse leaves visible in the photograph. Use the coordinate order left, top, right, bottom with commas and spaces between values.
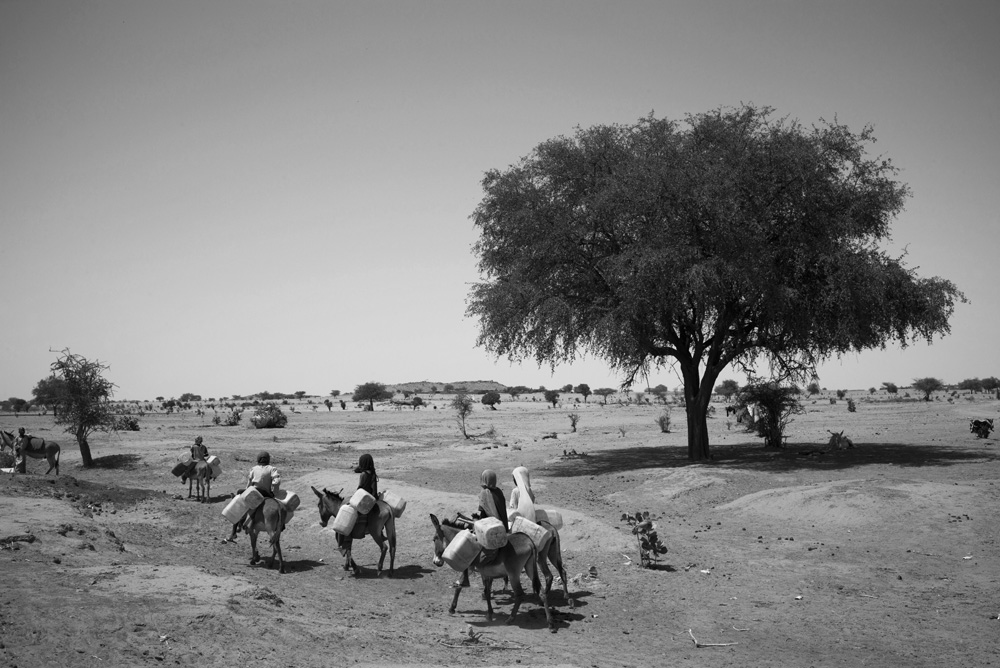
50, 349, 120, 467
451, 392, 475, 438
468, 104, 963, 461
574, 383, 591, 402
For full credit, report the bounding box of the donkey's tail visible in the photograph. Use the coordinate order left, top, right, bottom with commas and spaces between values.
530, 543, 542, 596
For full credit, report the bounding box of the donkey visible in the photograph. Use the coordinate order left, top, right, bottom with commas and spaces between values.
827, 430, 854, 450
430, 514, 555, 631
1, 430, 60, 475
186, 460, 212, 502
312, 487, 396, 577
244, 497, 286, 573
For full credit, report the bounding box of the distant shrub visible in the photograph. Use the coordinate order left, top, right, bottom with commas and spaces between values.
829, 398, 837, 404
655, 410, 671, 433
846, 398, 857, 412
212, 414, 222, 426
251, 402, 288, 429
836, 389, 846, 399
113, 415, 141, 431
223, 408, 243, 426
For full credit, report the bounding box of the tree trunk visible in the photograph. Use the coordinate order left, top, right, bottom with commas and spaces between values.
681, 361, 721, 461
76, 426, 94, 467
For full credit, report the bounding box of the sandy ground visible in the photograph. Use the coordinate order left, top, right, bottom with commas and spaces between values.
0, 391, 998, 667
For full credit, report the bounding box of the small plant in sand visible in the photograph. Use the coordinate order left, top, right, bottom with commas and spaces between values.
846, 398, 857, 412
621, 511, 668, 568
568, 412, 580, 432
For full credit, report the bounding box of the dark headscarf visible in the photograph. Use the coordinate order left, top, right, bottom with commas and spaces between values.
355, 453, 378, 497
478, 469, 508, 530
257, 451, 270, 465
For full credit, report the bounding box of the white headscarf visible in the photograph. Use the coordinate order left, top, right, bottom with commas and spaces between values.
510, 466, 536, 522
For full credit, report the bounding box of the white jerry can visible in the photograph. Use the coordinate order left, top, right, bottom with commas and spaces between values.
442, 530, 481, 571
349, 488, 376, 514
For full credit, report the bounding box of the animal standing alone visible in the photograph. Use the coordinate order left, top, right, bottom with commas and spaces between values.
429, 513, 555, 631
970, 418, 994, 439
312, 486, 396, 576
1, 429, 60, 475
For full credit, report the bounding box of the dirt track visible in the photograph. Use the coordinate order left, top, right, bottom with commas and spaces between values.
1, 393, 997, 667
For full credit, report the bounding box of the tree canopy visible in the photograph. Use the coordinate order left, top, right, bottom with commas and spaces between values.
468, 104, 964, 460
352, 381, 392, 411
50, 349, 119, 467
32, 375, 69, 416
912, 377, 944, 401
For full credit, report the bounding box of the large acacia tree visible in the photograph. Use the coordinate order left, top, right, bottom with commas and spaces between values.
467, 105, 963, 461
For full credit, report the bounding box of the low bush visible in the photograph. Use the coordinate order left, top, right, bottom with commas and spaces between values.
251, 402, 287, 429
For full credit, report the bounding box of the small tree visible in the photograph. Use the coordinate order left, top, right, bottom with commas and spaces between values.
713, 379, 740, 402
912, 377, 944, 401
32, 375, 69, 417
353, 381, 392, 411
9, 397, 30, 417
482, 391, 501, 410
649, 384, 670, 404
882, 382, 899, 395
737, 381, 804, 448
330, 390, 341, 397
50, 349, 120, 467
981, 377, 1000, 392
451, 392, 475, 438
806, 381, 821, 396
568, 412, 580, 432
324, 399, 333, 411
574, 383, 592, 402
957, 378, 983, 393
836, 389, 847, 399
560, 383, 574, 393
594, 388, 616, 404
544, 390, 560, 407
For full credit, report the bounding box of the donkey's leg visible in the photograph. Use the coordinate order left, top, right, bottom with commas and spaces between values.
550, 544, 573, 607
505, 570, 525, 624
249, 529, 261, 565
372, 530, 388, 575
448, 578, 463, 614
388, 530, 396, 576
271, 532, 284, 574
483, 576, 495, 622
527, 556, 555, 631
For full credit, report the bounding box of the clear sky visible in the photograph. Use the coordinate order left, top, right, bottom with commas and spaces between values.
2, 1, 998, 401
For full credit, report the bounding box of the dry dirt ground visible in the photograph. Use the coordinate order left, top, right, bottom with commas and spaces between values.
1, 392, 998, 668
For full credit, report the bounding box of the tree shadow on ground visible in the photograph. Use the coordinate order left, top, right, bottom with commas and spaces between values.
87, 454, 143, 470
543, 441, 998, 477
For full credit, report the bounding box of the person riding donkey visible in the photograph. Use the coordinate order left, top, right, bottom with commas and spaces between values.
226, 451, 282, 542
181, 436, 209, 483
348, 454, 379, 544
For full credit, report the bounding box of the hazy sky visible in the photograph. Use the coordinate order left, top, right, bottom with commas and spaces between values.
2, 1, 998, 401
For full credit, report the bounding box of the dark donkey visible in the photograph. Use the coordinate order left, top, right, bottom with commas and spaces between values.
245, 497, 287, 573
312, 487, 396, 576
1, 430, 60, 475
430, 514, 555, 631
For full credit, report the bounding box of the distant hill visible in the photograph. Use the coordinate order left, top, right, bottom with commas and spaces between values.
388, 380, 508, 394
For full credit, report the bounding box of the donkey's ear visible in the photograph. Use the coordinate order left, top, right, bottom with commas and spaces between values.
429, 513, 440, 528
311, 486, 323, 499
